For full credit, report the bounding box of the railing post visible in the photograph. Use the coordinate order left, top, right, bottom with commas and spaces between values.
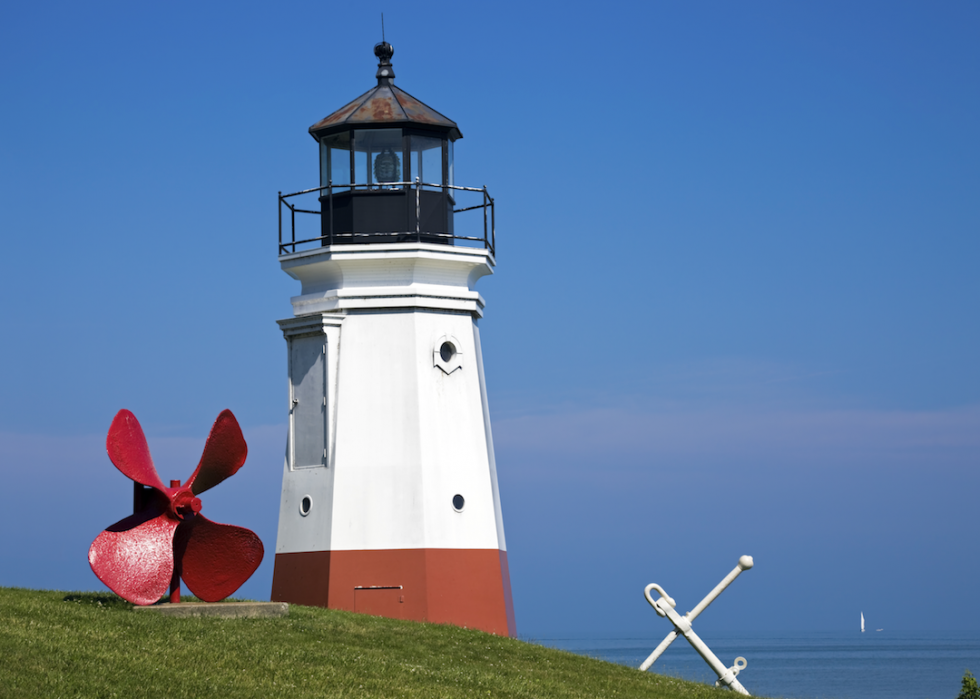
278, 191, 282, 255
416, 177, 421, 242
483, 186, 488, 250
291, 205, 296, 254
328, 180, 334, 247
491, 195, 495, 255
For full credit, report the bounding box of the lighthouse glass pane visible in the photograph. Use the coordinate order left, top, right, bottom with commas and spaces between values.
353, 129, 403, 190
322, 132, 351, 193
447, 140, 454, 189
410, 135, 443, 192
320, 139, 328, 194
447, 140, 454, 204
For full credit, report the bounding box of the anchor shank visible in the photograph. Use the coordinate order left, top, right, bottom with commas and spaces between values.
681, 626, 751, 695
660, 599, 751, 695
661, 609, 750, 696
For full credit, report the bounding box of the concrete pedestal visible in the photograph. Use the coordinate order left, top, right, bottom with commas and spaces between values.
133, 602, 289, 618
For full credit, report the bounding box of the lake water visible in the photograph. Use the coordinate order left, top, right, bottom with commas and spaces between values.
537, 631, 980, 698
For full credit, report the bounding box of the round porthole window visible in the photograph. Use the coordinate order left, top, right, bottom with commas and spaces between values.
440, 341, 456, 363
299, 495, 313, 517
452, 494, 465, 512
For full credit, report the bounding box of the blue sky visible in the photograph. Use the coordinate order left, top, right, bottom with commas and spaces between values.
1, 1, 977, 637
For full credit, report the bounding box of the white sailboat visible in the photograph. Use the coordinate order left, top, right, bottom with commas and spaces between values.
861, 612, 865, 633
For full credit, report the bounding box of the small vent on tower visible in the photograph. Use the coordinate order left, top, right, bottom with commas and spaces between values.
299, 495, 313, 516
434, 335, 463, 375
452, 494, 465, 512
440, 341, 456, 363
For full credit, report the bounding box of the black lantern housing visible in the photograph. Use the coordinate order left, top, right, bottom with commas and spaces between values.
309, 42, 461, 245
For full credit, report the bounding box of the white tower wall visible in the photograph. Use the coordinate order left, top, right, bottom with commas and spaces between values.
271, 243, 514, 635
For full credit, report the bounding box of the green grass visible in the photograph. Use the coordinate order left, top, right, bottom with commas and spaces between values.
0, 587, 739, 699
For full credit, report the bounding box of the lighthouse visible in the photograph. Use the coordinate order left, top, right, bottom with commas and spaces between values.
270, 41, 515, 637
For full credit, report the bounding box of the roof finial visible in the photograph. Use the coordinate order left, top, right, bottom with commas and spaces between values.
374, 41, 393, 66
374, 20, 395, 85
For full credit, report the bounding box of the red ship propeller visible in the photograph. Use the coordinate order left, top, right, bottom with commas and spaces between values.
88, 409, 264, 605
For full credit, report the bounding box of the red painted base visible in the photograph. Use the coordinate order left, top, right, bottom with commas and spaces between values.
271, 548, 516, 637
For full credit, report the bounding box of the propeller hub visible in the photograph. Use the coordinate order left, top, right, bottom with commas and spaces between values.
170, 487, 202, 520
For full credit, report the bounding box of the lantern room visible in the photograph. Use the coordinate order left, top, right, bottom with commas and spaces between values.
308, 41, 461, 245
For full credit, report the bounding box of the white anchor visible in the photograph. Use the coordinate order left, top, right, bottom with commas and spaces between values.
639, 555, 754, 695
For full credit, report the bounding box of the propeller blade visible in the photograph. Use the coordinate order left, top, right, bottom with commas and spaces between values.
175, 514, 264, 603
106, 410, 167, 491
187, 410, 247, 496
88, 507, 179, 606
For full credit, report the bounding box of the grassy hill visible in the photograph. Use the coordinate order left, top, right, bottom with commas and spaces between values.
0, 587, 737, 699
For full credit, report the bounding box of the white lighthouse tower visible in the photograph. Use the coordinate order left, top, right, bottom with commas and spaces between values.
270, 41, 515, 637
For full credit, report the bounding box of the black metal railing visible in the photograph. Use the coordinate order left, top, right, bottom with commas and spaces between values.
278, 178, 495, 256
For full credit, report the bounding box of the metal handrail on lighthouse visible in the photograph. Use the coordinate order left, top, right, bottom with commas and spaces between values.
278, 178, 495, 256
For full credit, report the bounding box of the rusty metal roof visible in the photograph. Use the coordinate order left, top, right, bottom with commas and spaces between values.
309, 43, 461, 141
